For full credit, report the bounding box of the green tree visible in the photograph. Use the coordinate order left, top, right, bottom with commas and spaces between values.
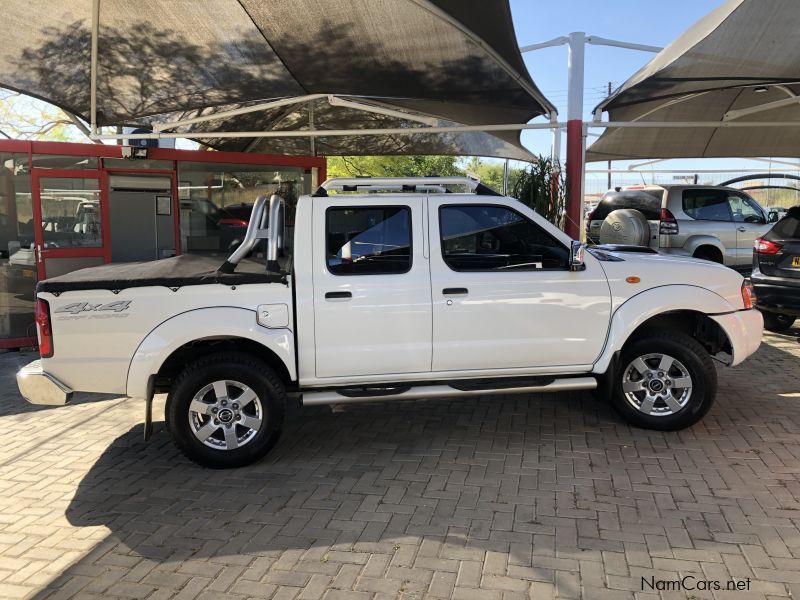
461, 157, 524, 194
0, 90, 89, 141
327, 155, 464, 178
511, 157, 565, 226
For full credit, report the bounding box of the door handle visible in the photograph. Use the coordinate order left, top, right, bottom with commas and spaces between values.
443, 287, 468, 295
325, 291, 352, 300
737, 226, 747, 232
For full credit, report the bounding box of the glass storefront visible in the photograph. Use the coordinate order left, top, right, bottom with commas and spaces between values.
39, 178, 103, 248
0, 153, 36, 341
177, 162, 311, 256
0, 143, 323, 346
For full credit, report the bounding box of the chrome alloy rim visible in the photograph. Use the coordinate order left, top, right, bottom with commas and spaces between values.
621, 353, 693, 417
188, 380, 263, 450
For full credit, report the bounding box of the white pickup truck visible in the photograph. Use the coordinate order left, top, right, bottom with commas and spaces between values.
17, 177, 763, 468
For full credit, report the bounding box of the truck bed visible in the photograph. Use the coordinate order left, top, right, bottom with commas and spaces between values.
37, 255, 285, 293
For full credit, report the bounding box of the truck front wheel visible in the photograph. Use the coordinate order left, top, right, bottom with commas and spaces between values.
165, 352, 286, 468
611, 331, 717, 430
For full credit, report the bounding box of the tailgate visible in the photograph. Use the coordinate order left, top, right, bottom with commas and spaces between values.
758, 240, 800, 279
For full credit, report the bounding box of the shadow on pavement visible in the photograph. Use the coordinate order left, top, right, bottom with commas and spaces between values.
27, 331, 800, 597
62, 392, 618, 565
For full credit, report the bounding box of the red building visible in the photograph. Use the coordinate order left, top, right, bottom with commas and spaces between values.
0, 139, 325, 348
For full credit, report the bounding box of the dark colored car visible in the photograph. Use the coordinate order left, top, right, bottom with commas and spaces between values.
751, 206, 800, 332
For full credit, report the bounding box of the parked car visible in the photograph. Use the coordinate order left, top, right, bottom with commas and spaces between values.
180, 198, 251, 252
17, 177, 762, 468
586, 185, 771, 269
752, 206, 800, 332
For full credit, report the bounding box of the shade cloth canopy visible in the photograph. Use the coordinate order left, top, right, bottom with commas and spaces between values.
587, 0, 800, 162
0, 0, 553, 160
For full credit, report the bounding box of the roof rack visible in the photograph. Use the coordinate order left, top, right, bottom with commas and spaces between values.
313, 176, 502, 197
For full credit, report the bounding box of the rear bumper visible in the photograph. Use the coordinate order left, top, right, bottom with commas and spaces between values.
752, 275, 800, 317
16, 360, 73, 406
710, 309, 763, 367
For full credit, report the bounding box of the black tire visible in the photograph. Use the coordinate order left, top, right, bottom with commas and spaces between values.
761, 311, 796, 333
611, 330, 716, 431
165, 352, 286, 468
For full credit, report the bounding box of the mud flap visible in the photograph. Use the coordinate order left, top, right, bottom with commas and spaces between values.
144, 375, 155, 441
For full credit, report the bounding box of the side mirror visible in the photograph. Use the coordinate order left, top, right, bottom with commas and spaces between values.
570, 240, 586, 271
768, 212, 779, 223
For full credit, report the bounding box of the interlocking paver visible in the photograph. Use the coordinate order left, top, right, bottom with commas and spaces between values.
0, 328, 798, 599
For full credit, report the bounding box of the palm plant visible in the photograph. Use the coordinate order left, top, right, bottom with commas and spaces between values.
511, 157, 565, 227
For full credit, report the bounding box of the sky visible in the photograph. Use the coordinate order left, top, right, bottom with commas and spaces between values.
507, 0, 795, 194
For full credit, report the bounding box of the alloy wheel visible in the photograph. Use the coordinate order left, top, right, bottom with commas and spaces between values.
621, 353, 693, 416
188, 380, 263, 450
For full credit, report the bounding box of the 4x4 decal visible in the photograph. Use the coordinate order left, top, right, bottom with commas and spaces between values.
55, 301, 131, 315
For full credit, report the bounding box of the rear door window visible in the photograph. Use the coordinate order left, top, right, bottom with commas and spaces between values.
326, 206, 411, 275
682, 190, 732, 221
591, 190, 663, 221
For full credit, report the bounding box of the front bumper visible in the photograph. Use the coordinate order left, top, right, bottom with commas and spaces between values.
16, 360, 73, 406
710, 309, 763, 367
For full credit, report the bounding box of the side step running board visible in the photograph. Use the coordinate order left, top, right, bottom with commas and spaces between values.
302, 377, 596, 406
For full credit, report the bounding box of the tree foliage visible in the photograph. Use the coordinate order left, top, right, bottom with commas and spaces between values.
326, 155, 464, 179
0, 90, 87, 141
510, 157, 565, 225
327, 155, 529, 194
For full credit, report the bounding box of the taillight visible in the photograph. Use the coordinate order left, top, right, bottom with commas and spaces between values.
218, 218, 249, 227
741, 280, 756, 309
659, 208, 679, 235
35, 299, 53, 358
754, 237, 782, 254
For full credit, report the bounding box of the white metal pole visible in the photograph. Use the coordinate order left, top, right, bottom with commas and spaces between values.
91, 121, 564, 141
153, 94, 327, 132
567, 32, 586, 124
308, 100, 316, 156
90, 0, 100, 135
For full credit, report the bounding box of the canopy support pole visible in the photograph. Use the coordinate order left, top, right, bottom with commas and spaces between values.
565, 32, 586, 239
152, 94, 327, 132
90, 0, 99, 135
724, 94, 800, 121
523, 31, 665, 237
308, 100, 315, 156
327, 96, 439, 126
92, 121, 563, 141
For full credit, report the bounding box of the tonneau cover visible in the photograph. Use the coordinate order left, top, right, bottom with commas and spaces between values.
37, 255, 284, 293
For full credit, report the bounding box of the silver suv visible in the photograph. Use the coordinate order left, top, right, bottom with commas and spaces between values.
586, 185, 771, 268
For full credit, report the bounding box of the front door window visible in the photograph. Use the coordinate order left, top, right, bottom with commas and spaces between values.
439, 204, 569, 271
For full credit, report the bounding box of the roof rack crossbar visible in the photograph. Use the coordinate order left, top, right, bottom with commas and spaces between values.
320, 177, 480, 192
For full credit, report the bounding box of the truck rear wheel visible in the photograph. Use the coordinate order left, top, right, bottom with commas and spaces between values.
611, 330, 716, 431
165, 352, 286, 468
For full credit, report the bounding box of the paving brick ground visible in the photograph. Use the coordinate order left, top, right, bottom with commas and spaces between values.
0, 328, 799, 600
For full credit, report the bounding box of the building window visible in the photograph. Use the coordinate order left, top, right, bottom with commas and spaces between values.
176, 162, 310, 256
38, 178, 103, 248
30, 154, 98, 170
0, 153, 36, 340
